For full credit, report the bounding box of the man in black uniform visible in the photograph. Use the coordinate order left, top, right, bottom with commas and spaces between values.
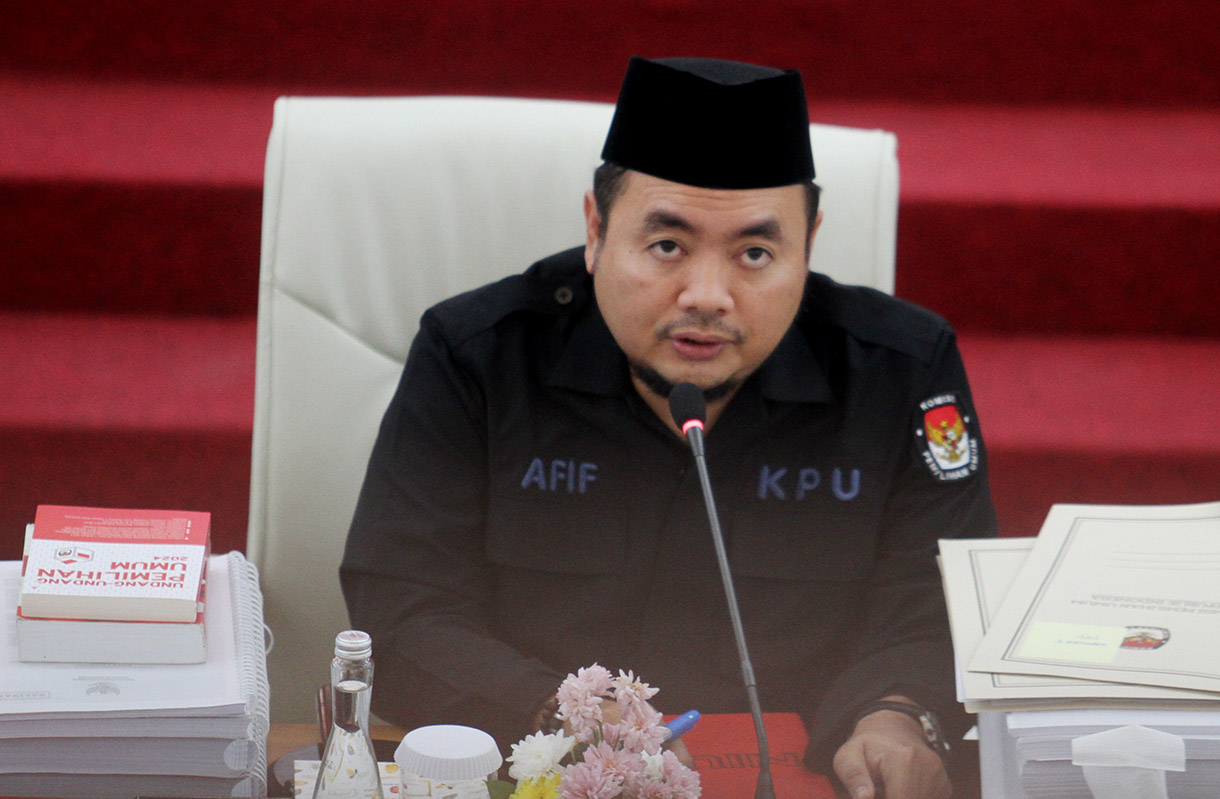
342, 56, 996, 798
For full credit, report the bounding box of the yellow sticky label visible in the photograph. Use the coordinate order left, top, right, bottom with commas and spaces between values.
1017, 621, 1125, 664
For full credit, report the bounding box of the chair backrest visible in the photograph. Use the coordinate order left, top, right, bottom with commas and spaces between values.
248, 95, 898, 723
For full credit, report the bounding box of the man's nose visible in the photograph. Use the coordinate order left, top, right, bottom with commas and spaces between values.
677, 256, 734, 314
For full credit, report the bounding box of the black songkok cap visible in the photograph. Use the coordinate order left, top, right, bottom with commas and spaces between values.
601, 56, 816, 189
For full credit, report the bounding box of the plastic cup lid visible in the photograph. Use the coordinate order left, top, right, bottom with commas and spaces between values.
395, 724, 503, 782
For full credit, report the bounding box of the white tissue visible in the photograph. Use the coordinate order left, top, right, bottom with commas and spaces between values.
1070, 725, 1186, 799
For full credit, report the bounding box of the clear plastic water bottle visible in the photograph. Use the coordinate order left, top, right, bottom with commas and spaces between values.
313, 630, 384, 799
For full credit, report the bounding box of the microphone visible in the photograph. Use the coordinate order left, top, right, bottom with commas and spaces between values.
668, 382, 775, 799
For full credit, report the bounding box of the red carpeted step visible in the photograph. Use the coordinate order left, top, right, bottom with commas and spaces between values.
1, 179, 262, 315
0, 427, 253, 560
0, 74, 273, 315
5, 75, 1219, 335
0, 313, 254, 431
2, 1, 1217, 107
809, 102, 1220, 336
0, 313, 256, 558
960, 334, 1220, 537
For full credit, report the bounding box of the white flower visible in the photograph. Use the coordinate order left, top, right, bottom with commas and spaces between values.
507, 731, 574, 782
639, 750, 665, 781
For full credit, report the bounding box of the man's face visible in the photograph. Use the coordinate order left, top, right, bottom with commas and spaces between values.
584, 170, 818, 405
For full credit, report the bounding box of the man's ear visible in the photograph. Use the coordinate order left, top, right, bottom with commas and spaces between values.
806, 209, 824, 261
583, 189, 601, 274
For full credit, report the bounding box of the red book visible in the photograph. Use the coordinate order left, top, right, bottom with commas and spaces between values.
19, 504, 210, 623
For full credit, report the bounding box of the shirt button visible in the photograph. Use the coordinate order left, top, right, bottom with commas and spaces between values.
554, 286, 574, 305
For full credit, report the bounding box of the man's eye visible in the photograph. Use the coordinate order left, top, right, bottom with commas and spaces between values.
741, 247, 773, 268
650, 240, 683, 259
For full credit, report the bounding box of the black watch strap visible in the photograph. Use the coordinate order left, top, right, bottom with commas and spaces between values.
854, 700, 951, 760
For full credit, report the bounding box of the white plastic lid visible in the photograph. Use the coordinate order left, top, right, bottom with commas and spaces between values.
395, 724, 503, 781
334, 630, 372, 660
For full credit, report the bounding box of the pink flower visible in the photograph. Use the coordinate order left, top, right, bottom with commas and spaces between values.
660, 751, 701, 799
600, 722, 623, 748
559, 760, 624, 799
520, 665, 700, 799
623, 759, 672, 799
611, 671, 659, 710
625, 779, 673, 799
558, 664, 615, 742
615, 702, 666, 755
582, 741, 646, 785
560, 665, 614, 701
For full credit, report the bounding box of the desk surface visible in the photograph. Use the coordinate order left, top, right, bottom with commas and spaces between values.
267, 716, 836, 799
270, 723, 979, 799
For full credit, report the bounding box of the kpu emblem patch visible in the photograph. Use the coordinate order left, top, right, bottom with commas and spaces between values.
915, 393, 979, 481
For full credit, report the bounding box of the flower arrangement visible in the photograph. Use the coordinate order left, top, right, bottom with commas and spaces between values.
505, 664, 701, 799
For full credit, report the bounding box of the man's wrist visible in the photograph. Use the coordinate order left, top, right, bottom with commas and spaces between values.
853, 698, 951, 761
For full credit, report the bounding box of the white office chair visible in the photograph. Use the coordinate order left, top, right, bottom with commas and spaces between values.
248, 95, 898, 723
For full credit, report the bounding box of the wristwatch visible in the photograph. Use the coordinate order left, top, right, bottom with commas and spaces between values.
854, 700, 951, 761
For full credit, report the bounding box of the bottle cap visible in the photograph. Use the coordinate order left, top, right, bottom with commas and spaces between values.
395, 724, 503, 782
334, 630, 372, 660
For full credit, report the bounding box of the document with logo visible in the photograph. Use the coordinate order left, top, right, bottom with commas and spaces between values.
968, 501, 1220, 695
939, 536, 1214, 712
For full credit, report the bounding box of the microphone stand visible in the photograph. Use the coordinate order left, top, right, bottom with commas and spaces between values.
679, 409, 776, 799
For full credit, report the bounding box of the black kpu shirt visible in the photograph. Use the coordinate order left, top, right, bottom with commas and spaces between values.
341, 246, 997, 771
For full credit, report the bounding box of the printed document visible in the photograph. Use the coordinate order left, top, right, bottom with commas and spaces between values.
939, 537, 1213, 712
0, 557, 245, 717
968, 501, 1220, 695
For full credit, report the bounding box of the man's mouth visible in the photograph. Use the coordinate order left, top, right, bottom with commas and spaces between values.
669, 332, 731, 360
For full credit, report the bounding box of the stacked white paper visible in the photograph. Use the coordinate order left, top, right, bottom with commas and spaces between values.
939, 501, 1220, 799
1018, 760, 1220, 799
999, 711, 1220, 799
0, 552, 270, 799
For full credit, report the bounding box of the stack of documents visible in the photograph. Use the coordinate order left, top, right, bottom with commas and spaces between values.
0, 552, 270, 799
977, 708, 1220, 799
940, 501, 1220, 799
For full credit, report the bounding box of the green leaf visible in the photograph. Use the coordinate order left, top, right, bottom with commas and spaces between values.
488, 779, 517, 799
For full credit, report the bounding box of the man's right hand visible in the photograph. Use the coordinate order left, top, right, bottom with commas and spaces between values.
832, 707, 951, 799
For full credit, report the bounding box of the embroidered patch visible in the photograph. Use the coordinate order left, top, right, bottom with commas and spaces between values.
914, 393, 979, 481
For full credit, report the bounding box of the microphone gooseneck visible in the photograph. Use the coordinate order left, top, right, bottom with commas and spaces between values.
667, 383, 775, 799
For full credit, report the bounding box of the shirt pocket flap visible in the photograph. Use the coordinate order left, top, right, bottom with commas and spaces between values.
486, 493, 625, 576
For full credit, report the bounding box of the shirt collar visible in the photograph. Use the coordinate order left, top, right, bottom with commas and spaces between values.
546, 298, 630, 396
749, 316, 835, 404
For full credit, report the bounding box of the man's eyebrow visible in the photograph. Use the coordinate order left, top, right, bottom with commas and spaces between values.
642, 210, 696, 235
642, 210, 786, 243
737, 218, 783, 243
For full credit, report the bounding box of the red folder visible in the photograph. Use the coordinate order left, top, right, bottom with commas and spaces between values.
676, 713, 834, 799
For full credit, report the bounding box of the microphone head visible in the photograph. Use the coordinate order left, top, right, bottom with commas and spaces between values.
668, 382, 707, 430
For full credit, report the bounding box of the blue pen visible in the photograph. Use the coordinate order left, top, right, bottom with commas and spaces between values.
662, 709, 701, 741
